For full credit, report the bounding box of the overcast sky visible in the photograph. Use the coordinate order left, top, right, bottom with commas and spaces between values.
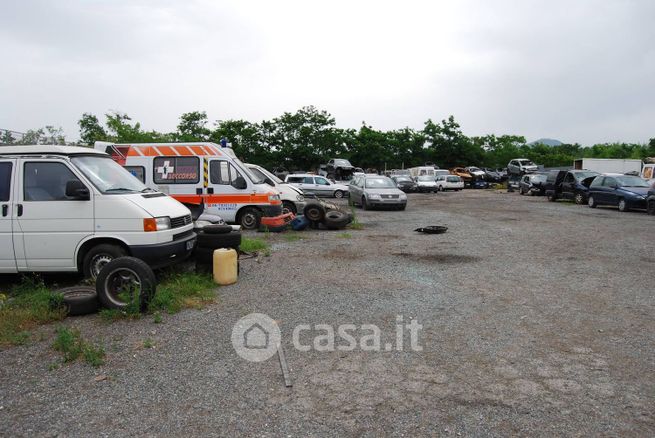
1, 0, 654, 145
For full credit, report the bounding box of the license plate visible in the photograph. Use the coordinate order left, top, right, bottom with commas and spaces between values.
186, 240, 194, 251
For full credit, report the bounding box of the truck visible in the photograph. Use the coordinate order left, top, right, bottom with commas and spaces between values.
573, 158, 642, 175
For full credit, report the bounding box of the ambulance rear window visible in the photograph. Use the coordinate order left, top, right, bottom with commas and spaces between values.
153, 157, 199, 184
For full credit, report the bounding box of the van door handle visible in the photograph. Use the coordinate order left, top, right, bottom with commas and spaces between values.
16, 204, 23, 217
1, 205, 7, 217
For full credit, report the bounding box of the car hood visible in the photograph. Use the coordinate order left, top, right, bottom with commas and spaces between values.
365, 188, 405, 195
620, 187, 650, 196
123, 193, 191, 218
416, 180, 437, 185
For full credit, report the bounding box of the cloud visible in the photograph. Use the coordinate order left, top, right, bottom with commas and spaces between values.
1, 0, 653, 145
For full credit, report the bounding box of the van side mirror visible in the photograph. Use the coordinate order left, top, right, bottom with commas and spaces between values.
232, 176, 247, 190
65, 180, 90, 200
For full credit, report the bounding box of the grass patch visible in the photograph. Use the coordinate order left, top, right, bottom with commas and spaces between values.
99, 308, 141, 322
52, 326, 105, 367
337, 232, 352, 239
240, 237, 271, 253
283, 232, 304, 242
148, 271, 216, 314
348, 206, 364, 230
0, 275, 66, 347
143, 338, 154, 349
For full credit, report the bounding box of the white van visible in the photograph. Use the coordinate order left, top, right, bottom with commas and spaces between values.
245, 163, 306, 215
95, 142, 282, 230
0, 146, 195, 278
408, 166, 436, 178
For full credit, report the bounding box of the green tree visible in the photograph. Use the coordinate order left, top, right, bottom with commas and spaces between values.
177, 111, 210, 141
78, 113, 107, 145
423, 116, 483, 168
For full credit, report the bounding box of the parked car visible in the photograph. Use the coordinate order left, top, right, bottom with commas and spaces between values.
435, 175, 464, 191
545, 170, 600, 204
647, 188, 655, 215
246, 163, 306, 215
449, 168, 473, 186
414, 175, 438, 192
0, 145, 196, 278
507, 158, 538, 175
465, 166, 486, 179
519, 173, 548, 196
482, 168, 504, 182
390, 175, 416, 192
349, 175, 407, 210
285, 173, 349, 198
326, 158, 355, 180
587, 174, 650, 212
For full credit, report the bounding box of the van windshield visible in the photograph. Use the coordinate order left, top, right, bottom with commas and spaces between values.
72, 156, 150, 194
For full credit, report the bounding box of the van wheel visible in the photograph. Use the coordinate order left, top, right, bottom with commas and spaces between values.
83, 244, 127, 280
282, 201, 297, 215
237, 207, 261, 230
574, 192, 585, 204
96, 257, 156, 312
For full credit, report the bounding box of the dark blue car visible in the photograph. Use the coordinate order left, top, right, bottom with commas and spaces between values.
587, 174, 650, 212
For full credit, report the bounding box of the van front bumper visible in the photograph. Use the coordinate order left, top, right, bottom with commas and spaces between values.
262, 204, 283, 217
129, 231, 197, 269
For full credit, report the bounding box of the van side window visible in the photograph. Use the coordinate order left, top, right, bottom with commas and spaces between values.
0, 162, 11, 202
23, 162, 81, 201
124, 166, 145, 183
153, 157, 199, 184
209, 161, 244, 186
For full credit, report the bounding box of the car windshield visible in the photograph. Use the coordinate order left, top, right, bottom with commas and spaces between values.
248, 167, 274, 185
365, 177, 396, 188
573, 171, 599, 181
417, 176, 433, 181
531, 174, 547, 182
233, 157, 264, 184
519, 160, 534, 166
616, 176, 649, 187
446, 176, 460, 182
72, 155, 150, 194
334, 159, 352, 166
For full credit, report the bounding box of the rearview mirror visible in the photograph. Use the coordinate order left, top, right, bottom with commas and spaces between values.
65, 180, 90, 200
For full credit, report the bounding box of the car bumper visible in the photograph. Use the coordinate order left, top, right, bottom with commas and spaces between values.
628, 198, 647, 209
129, 231, 196, 269
417, 186, 437, 192
368, 199, 407, 207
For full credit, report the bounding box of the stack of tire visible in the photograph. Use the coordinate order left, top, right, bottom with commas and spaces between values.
303, 202, 352, 230
194, 225, 242, 272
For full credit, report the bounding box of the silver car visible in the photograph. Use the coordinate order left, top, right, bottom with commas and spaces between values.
284, 173, 349, 198
349, 175, 407, 210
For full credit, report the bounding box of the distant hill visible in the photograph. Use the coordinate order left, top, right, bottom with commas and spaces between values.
529, 138, 563, 147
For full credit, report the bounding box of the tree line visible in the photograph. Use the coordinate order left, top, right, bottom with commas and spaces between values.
3, 106, 654, 171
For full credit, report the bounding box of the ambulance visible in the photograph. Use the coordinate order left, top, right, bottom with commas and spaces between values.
95, 142, 282, 229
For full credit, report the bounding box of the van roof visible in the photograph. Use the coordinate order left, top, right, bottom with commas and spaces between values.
0, 145, 105, 156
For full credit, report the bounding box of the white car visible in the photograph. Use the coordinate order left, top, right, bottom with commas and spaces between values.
435, 175, 464, 191
246, 163, 305, 215
414, 175, 438, 192
284, 173, 349, 198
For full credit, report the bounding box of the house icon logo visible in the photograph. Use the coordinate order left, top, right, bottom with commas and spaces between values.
231, 313, 281, 362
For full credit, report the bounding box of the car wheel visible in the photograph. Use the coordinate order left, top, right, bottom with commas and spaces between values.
237, 207, 262, 230
82, 244, 128, 280
95, 257, 157, 312
361, 196, 369, 210
323, 210, 352, 230
55, 286, 99, 316
648, 199, 655, 215
303, 203, 326, 222
618, 198, 629, 212
519, 187, 525, 195
574, 192, 585, 205
588, 195, 597, 208
438, 186, 444, 192
333, 190, 344, 199
399, 204, 406, 211
282, 200, 297, 215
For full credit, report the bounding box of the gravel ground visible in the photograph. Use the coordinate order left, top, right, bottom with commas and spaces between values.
1, 189, 654, 436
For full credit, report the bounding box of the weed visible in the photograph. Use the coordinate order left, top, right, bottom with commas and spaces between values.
48, 362, 60, 371
283, 232, 304, 242
52, 326, 105, 367
240, 237, 271, 253
143, 339, 154, 349
153, 312, 163, 324
0, 275, 66, 347
337, 232, 352, 239
149, 272, 216, 314
348, 206, 364, 230
99, 308, 140, 322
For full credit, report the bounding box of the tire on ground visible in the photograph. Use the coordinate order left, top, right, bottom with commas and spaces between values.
56, 286, 99, 316
196, 231, 242, 250
303, 203, 326, 222
237, 207, 262, 230
95, 257, 157, 312
202, 224, 233, 235
82, 243, 128, 280
323, 210, 352, 230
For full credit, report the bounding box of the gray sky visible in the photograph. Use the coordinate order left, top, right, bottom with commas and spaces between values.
1, 0, 654, 145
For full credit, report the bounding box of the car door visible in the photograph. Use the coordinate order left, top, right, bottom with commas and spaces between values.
561, 173, 576, 199
0, 159, 17, 272
603, 177, 619, 206
208, 159, 250, 222
349, 177, 361, 201
16, 159, 94, 270
313, 176, 332, 197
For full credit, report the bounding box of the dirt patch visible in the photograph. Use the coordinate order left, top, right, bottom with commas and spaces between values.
391, 252, 481, 264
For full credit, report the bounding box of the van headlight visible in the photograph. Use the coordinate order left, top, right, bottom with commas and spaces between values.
268, 194, 281, 202
143, 216, 171, 232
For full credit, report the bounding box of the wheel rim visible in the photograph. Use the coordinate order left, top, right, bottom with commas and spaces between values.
103, 267, 142, 308
306, 208, 321, 221
619, 199, 626, 211
575, 193, 583, 204
334, 190, 343, 199
91, 254, 114, 279
241, 212, 257, 229
588, 196, 594, 207
282, 202, 296, 215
